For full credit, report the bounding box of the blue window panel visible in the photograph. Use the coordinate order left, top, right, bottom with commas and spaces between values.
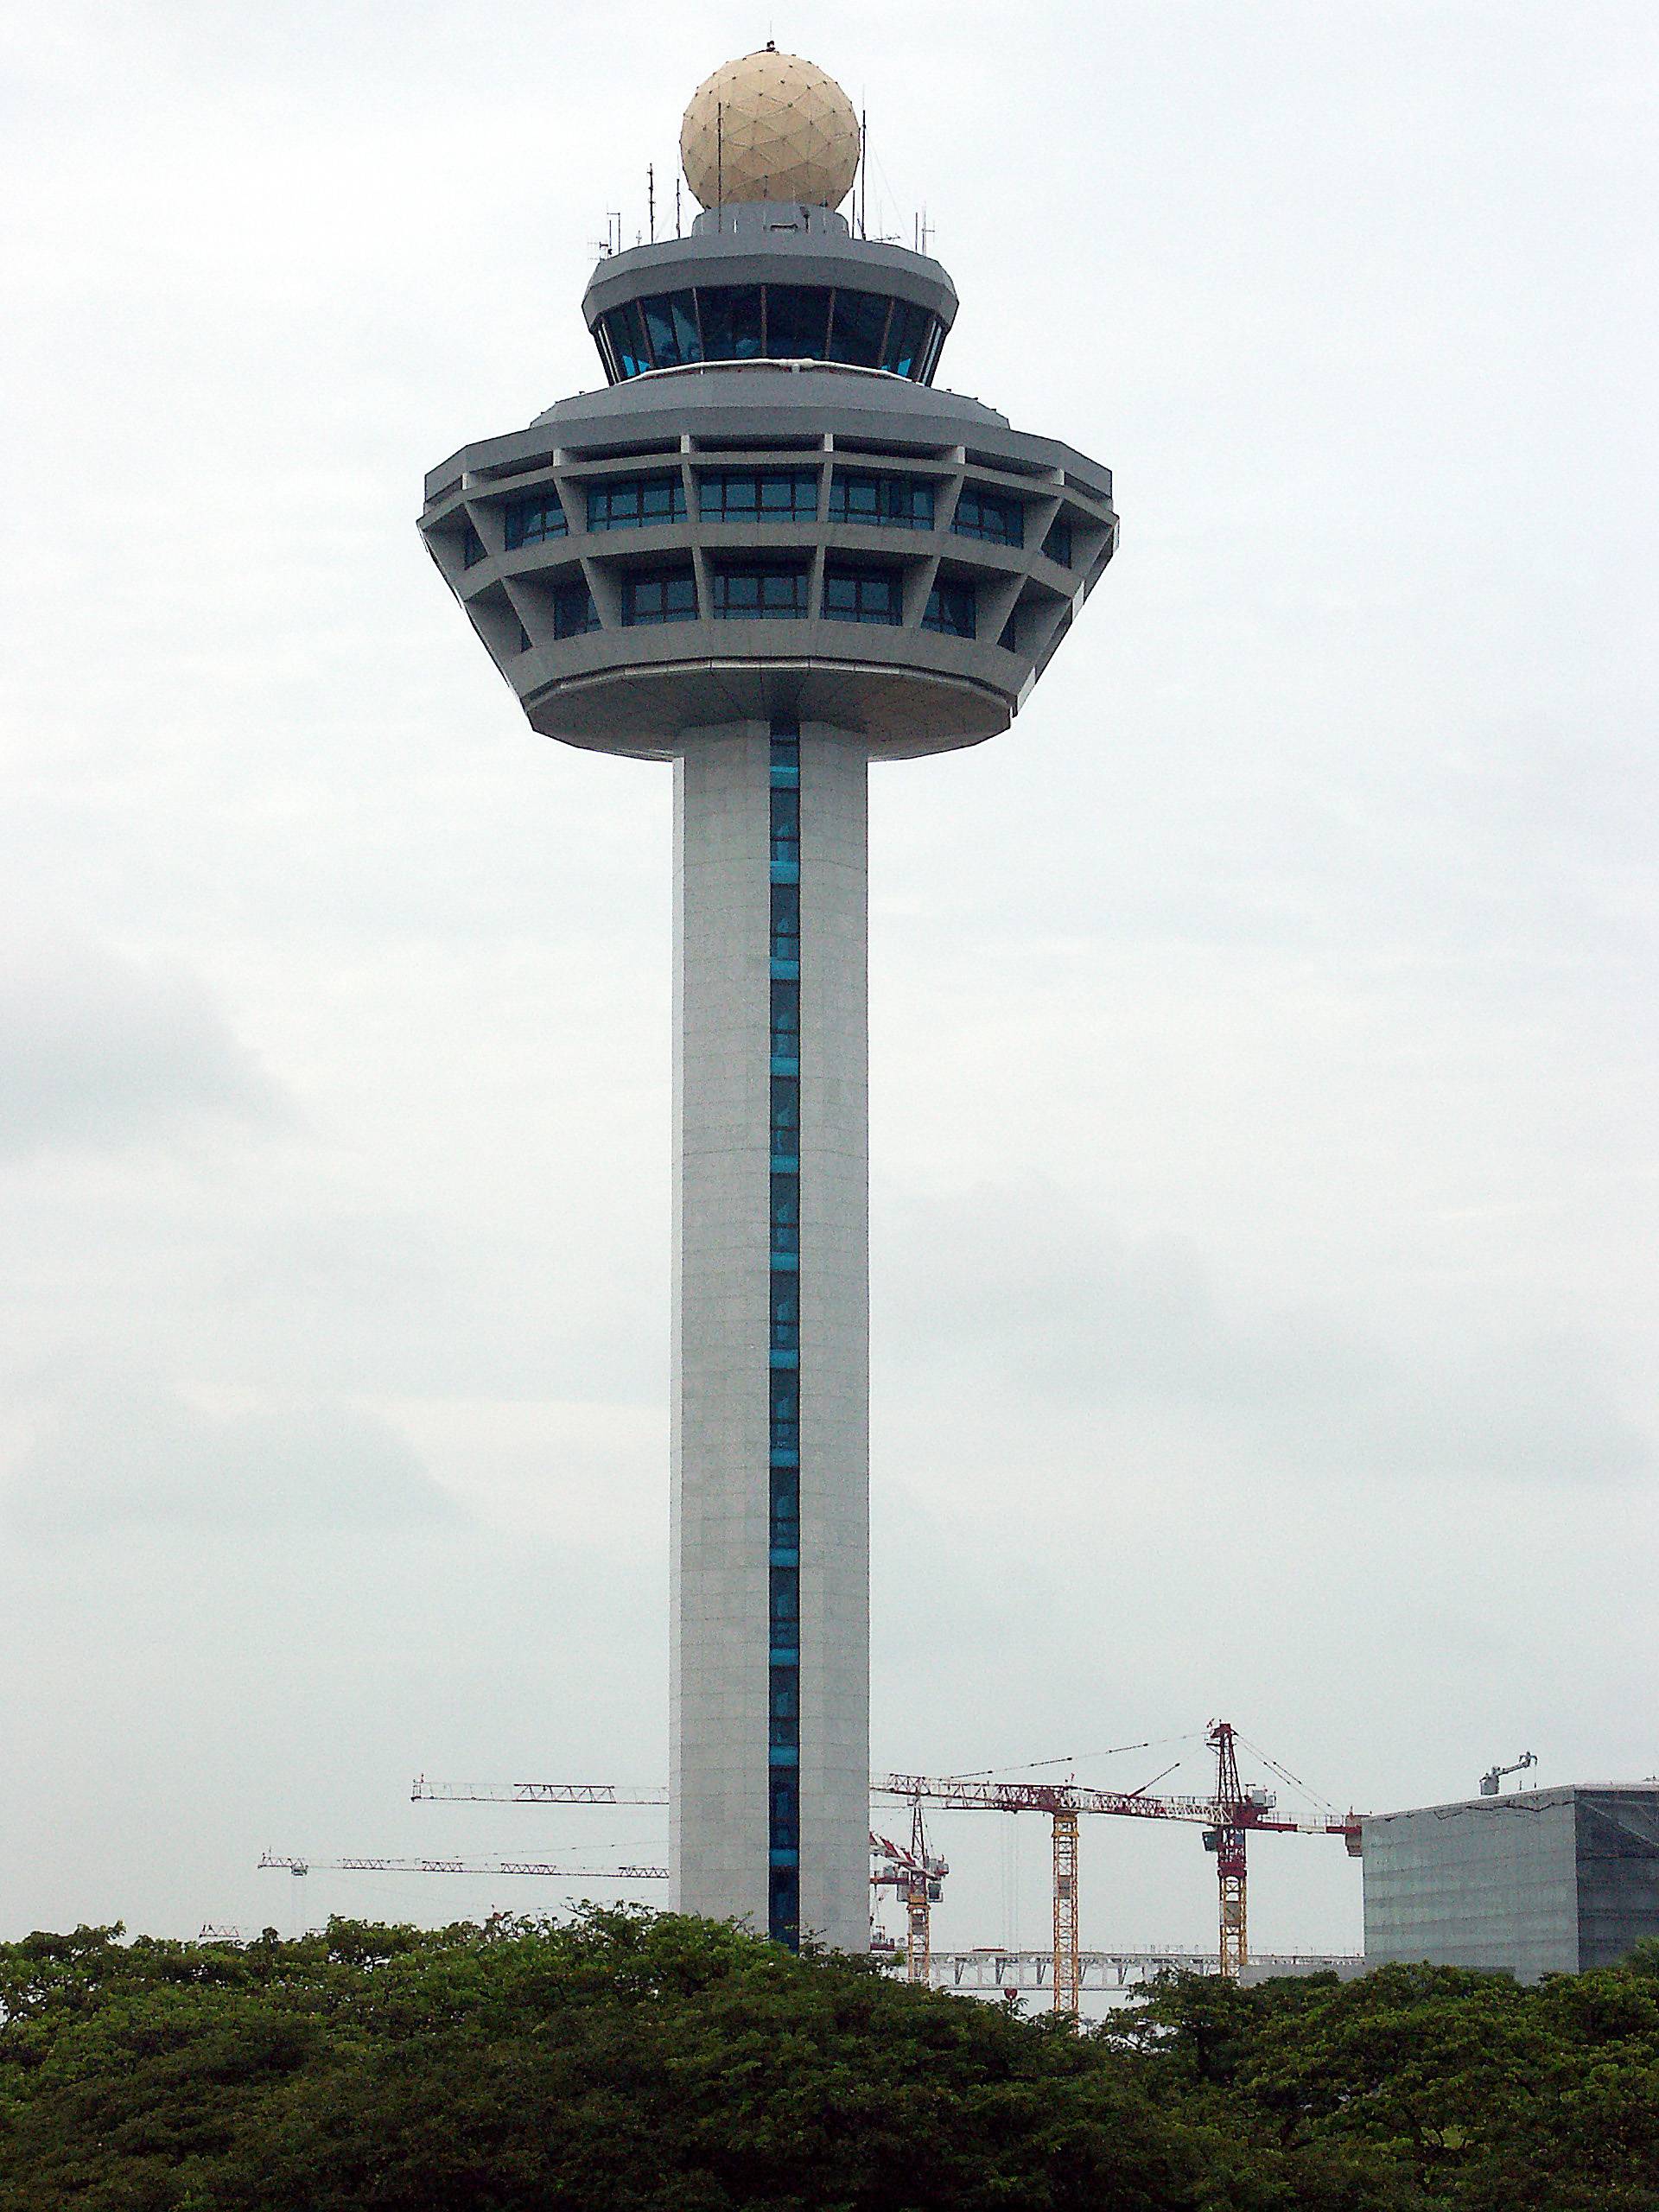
551, 581, 600, 639
880, 299, 933, 379
769, 1644, 800, 1668
588, 476, 687, 531
769, 1847, 800, 1867
823, 566, 902, 625
603, 302, 651, 378
770, 1274, 800, 1348
770, 977, 799, 1058
769, 1741, 800, 1764
766, 284, 831, 359
620, 569, 696, 626
923, 579, 976, 639
770, 861, 800, 887
952, 486, 1025, 547
460, 521, 486, 567
504, 495, 567, 550
769, 1548, 800, 1573
712, 566, 810, 620
828, 473, 934, 529
698, 285, 763, 359
769, 957, 800, 982
769, 1348, 799, 1370
1043, 516, 1074, 565
826, 289, 891, 367
640, 289, 701, 368
769, 1257, 799, 1283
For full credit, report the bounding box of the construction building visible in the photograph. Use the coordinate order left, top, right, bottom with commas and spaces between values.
416, 48, 1116, 1953
1362, 1784, 1659, 1980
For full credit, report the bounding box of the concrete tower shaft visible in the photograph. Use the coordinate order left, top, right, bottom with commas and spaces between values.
674, 723, 868, 1949
418, 55, 1116, 1955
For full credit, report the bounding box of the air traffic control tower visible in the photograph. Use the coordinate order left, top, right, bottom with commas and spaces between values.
420, 50, 1116, 1954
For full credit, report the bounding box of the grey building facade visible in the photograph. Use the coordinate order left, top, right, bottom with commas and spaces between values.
1363, 1785, 1659, 1980
419, 70, 1116, 1954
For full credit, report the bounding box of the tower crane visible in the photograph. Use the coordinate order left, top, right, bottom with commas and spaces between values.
880, 1721, 1361, 2012
259, 1853, 668, 1881
869, 1801, 948, 1983
407, 1721, 1359, 2012
410, 1778, 949, 1974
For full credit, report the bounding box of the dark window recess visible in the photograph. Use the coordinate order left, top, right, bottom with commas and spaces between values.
829, 472, 933, 529
620, 569, 696, 626
769, 1367, 800, 1448
712, 565, 810, 620
769, 1863, 799, 1946
771, 1181, 800, 1264
588, 476, 686, 531
770, 1474, 799, 1557
923, 579, 976, 639
770, 981, 800, 1066
771, 878, 800, 961
771, 1073, 800, 1161
602, 302, 651, 378
700, 470, 819, 522
881, 299, 933, 378
640, 289, 701, 368
699, 284, 764, 359
770, 1661, 800, 1730
998, 609, 1020, 653
823, 566, 902, 626
827, 288, 891, 367
770, 1270, 800, 1351
460, 521, 486, 568
1043, 516, 1074, 565
515, 620, 533, 655
953, 486, 1025, 547
767, 284, 831, 358
504, 496, 567, 550
771, 784, 800, 865
551, 581, 600, 639
769, 1766, 799, 1843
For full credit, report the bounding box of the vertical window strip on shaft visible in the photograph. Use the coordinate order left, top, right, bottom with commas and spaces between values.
767, 715, 802, 1947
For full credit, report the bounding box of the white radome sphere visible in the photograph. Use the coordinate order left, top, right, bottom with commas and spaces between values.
681, 48, 861, 212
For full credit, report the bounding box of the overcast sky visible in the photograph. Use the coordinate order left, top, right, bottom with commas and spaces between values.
2, 0, 1655, 1966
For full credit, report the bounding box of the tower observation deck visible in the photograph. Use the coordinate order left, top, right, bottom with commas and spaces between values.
419, 49, 1116, 1955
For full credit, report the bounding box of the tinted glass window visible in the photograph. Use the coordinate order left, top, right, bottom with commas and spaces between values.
953, 486, 1025, 547
829, 472, 933, 528
823, 565, 902, 624
603, 302, 651, 378
551, 581, 599, 638
770, 784, 799, 862
923, 579, 976, 638
460, 521, 486, 567
714, 565, 810, 619
1043, 516, 1074, 564
827, 289, 890, 367
770, 877, 800, 957
504, 494, 567, 550
700, 470, 818, 522
699, 285, 764, 359
641, 289, 701, 368
620, 568, 696, 625
881, 300, 932, 378
588, 476, 686, 530
766, 284, 831, 358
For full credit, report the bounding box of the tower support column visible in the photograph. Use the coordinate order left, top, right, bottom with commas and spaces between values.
671, 717, 869, 1953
